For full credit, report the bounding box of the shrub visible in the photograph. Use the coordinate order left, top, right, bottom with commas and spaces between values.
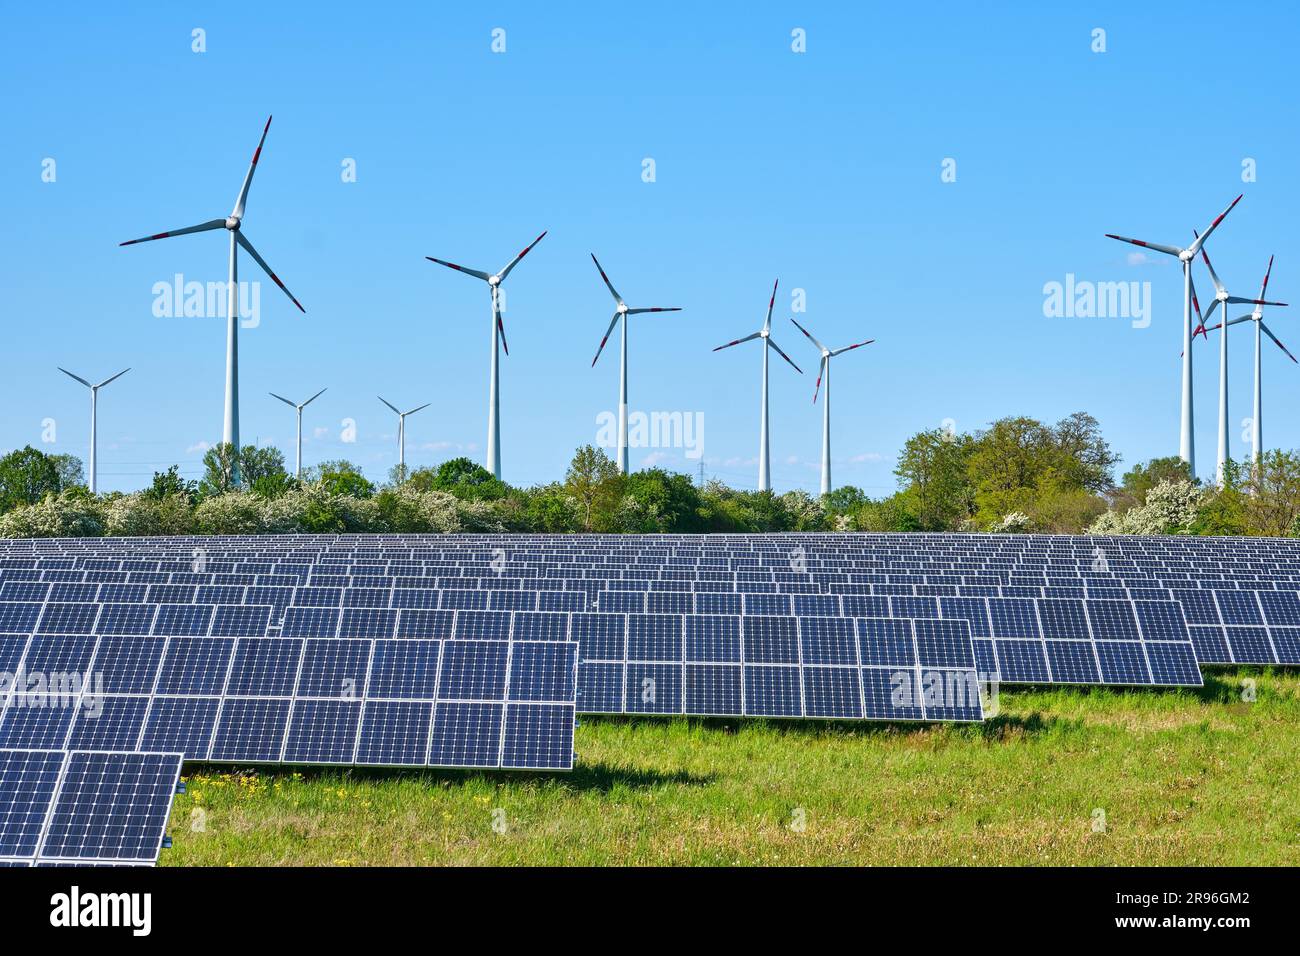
0, 491, 105, 538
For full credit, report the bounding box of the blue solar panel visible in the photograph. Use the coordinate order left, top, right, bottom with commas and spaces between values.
0, 749, 181, 866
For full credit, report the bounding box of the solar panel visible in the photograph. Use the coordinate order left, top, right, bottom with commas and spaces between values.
577, 613, 983, 722
0, 749, 181, 866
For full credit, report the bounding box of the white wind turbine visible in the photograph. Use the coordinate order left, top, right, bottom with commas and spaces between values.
712, 280, 803, 492
269, 388, 327, 479
790, 319, 874, 496
378, 397, 430, 479
1105, 194, 1242, 476
425, 231, 547, 481
588, 254, 682, 473
1189, 233, 1288, 484
57, 367, 130, 494
1201, 255, 1293, 470
121, 116, 305, 487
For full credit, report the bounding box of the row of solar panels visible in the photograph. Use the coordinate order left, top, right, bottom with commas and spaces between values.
0, 595, 1209, 683
0, 749, 181, 866
1, 580, 1288, 668
10, 554, 1300, 582
3, 539, 1294, 564
0, 634, 577, 769
3, 530, 1297, 548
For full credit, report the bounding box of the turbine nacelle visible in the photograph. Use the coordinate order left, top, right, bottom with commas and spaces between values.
1178, 248, 1195, 263
617, 302, 628, 314
225, 217, 241, 231
759, 328, 770, 338
488, 274, 501, 287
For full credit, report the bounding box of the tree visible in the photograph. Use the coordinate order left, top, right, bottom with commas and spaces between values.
1241, 451, 1300, 537
894, 428, 972, 530
1116, 456, 1193, 511
240, 445, 287, 486
617, 468, 704, 533
408, 457, 510, 501
822, 485, 868, 514
197, 444, 239, 497
49, 454, 85, 490
564, 445, 622, 531
1052, 411, 1120, 492
0, 446, 65, 513
305, 460, 374, 498
143, 465, 197, 503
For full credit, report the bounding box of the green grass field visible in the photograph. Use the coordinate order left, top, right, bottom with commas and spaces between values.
163, 668, 1300, 866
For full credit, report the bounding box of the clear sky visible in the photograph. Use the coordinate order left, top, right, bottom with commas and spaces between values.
3, 2, 1297, 494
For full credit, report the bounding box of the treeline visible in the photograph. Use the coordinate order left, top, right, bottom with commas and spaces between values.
1, 412, 1299, 537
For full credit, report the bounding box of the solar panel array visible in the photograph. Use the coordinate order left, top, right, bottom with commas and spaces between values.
0, 748, 181, 866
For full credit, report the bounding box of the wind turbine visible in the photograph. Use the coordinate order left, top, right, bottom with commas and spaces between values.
57, 367, 129, 494
120, 116, 305, 487
790, 319, 874, 496
1202, 256, 1293, 471
269, 388, 327, 479
425, 231, 547, 481
588, 254, 682, 473
1105, 194, 1242, 477
378, 397, 430, 479
1189, 233, 1288, 485
712, 280, 803, 492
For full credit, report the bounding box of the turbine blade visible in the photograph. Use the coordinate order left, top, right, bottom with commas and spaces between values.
711, 331, 761, 352
626, 307, 682, 315
1193, 228, 1225, 295
58, 367, 92, 388
378, 396, 401, 415
405, 403, 431, 416
766, 337, 803, 374
1104, 233, 1182, 257
95, 367, 131, 388
235, 231, 305, 313
1258, 255, 1275, 304
590, 254, 623, 304
120, 218, 226, 247
1187, 194, 1243, 255
269, 392, 297, 408
493, 287, 509, 357
301, 387, 328, 407
231, 115, 272, 220
830, 339, 875, 356
425, 256, 490, 281
813, 356, 825, 403
790, 317, 827, 353
497, 230, 547, 282
1261, 323, 1298, 363
1228, 295, 1288, 307
1190, 273, 1209, 340
591, 311, 622, 367
763, 279, 778, 333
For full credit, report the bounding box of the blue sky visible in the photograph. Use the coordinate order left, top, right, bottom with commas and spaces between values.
3, 2, 1297, 493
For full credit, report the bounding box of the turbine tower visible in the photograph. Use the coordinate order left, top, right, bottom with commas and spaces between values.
1105, 194, 1242, 477
1203, 256, 1294, 470
269, 388, 327, 479
121, 116, 305, 487
712, 280, 803, 492
588, 254, 682, 473
425, 231, 547, 481
378, 397, 430, 479
1190, 232, 1288, 485
57, 367, 129, 494
790, 319, 874, 496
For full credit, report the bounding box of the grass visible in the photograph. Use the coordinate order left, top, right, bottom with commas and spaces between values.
163, 668, 1300, 866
